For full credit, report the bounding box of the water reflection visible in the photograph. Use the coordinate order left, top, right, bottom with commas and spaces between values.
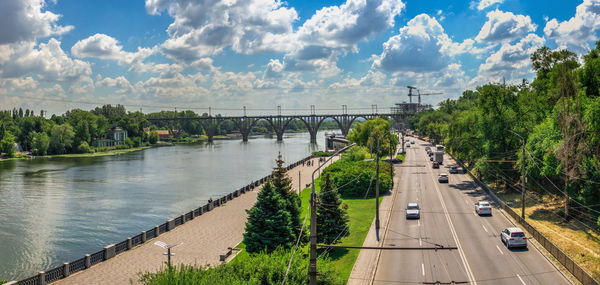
0, 131, 326, 280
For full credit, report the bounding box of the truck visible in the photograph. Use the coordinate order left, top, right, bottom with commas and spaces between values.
434, 151, 444, 164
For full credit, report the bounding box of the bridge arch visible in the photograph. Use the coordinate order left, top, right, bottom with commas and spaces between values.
265, 116, 295, 141
232, 117, 259, 142
298, 116, 328, 143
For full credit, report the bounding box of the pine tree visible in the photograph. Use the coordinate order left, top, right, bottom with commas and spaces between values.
243, 182, 295, 253
271, 153, 302, 240
317, 173, 349, 244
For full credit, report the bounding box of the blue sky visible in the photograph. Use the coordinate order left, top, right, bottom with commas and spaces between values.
0, 0, 598, 115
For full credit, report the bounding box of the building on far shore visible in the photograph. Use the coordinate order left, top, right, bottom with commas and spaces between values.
143, 128, 173, 140
325, 133, 349, 151
92, 128, 128, 147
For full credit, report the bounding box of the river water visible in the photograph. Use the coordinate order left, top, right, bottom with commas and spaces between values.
0, 131, 329, 280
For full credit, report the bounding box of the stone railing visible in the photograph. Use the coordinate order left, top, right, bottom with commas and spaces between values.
8, 155, 315, 285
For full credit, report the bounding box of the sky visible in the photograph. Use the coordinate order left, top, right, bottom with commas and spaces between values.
0, 0, 599, 116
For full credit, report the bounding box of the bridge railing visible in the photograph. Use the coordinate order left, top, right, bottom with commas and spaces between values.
11, 155, 316, 285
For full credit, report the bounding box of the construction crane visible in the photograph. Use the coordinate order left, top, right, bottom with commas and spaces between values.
406, 86, 443, 105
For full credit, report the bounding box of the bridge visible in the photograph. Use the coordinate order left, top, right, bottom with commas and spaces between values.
147, 103, 424, 143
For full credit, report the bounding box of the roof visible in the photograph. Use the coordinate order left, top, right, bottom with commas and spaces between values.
407, 202, 418, 206
507, 227, 523, 232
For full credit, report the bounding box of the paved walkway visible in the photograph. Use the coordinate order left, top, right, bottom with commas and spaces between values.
55, 156, 336, 285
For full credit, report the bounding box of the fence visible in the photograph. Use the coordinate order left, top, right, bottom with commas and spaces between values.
11, 155, 315, 285
451, 154, 599, 285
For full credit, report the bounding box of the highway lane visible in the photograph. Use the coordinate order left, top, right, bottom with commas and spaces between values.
373, 137, 570, 285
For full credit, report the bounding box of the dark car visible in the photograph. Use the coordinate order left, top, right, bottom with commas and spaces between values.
384, 158, 403, 164
432, 162, 440, 169
449, 166, 459, 174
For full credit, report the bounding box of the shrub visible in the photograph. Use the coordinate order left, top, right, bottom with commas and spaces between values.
148, 131, 160, 144
76, 141, 92, 153
138, 248, 341, 285
312, 151, 331, 157
321, 159, 392, 198
342, 145, 370, 162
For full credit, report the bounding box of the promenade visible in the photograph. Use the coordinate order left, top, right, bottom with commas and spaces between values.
54, 156, 336, 285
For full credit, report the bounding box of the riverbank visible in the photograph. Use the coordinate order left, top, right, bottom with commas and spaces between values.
0, 146, 155, 162
45, 156, 330, 285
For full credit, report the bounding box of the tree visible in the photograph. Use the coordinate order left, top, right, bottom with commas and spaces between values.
0, 131, 16, 157
32, 132, 50, 156
148, 131, 160, 144
243, 182, 295, 253
317, 173, 349, 244
347, 118, 398, 156
49, 124, 75, 154
271, 153, 302, 240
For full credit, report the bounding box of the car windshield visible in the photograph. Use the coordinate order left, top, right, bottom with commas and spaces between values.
407, 205, 419, 210
480, 202, 490, 207
511, 232, 525, 237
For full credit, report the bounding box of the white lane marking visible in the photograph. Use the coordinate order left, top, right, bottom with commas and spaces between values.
473, 211, 477, 216
464, 199, 469, 205
430, 167, 478, 285
482, 225, 489, 233
418, 220, 421, 227
419, 238, 422, 246
422, 263, 425, 276
496, 245, 504, 255
517, 274, 527, 285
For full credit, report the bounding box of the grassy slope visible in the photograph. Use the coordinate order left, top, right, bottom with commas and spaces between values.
493, 188, 600, 280
299, 179, 378, 283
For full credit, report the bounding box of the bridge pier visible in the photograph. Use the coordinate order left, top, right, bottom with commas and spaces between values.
232, 117, 257, 142
299, 116, 324, 143
266, 116, 292, 142
200, 117, 221, 143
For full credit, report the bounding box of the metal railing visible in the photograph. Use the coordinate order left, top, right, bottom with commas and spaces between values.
451, 153, 599, 285
13, 154, 315, 285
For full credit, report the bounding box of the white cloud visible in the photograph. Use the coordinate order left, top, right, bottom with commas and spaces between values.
0, 38, 91, 82
95, 76, 133, 94
373, 14, 460, 72
71, 34, 155, 67
146, 0, 299, 63
473, 0, 504, 11
471, 33, 545, 86
544, 0, 600, 52
475, 10, 536, 43
0, 0, 73, 45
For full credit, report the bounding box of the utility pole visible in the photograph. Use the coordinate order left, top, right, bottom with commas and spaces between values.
310, 144, 355, 285
298, 170, 301, 193
510, 130, 526, 219
375, 138, 381, 241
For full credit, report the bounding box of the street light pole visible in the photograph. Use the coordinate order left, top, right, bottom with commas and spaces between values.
375, 138, 381, 241
509, 130, 526, 219
309, 143, 356, 285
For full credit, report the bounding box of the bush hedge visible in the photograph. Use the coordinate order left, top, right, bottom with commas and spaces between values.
139, 248, 341, 285
320, 159, 392, 198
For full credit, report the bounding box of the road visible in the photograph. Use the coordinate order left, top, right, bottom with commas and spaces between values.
372, 137, 571, 285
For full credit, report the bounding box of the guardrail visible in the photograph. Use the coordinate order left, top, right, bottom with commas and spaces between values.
9, 155, 315, 285
451, 154, 599, 285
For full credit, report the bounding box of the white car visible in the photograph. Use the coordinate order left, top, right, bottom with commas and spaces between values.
405, 203, 420, 219
475, 201, 492, 215
500, 227, 528, 248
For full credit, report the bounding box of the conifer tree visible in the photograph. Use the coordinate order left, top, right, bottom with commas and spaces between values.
271, 153, 302, 239
317, 173, 349, 244
243, 181, 295, 253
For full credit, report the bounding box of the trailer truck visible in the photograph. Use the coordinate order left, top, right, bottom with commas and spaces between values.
434, 151, 444, 165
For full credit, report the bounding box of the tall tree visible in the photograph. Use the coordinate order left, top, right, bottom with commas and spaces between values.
317, 173, 349, 244
243, 182, 295, 253
271, 153, 302, 240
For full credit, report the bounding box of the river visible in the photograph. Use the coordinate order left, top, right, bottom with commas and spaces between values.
0, 131, 330, 280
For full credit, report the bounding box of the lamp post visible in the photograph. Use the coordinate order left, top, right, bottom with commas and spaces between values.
309, 143, 356, 285
509, 130, 526, 219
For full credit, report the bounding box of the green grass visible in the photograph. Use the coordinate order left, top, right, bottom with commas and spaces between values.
53, 146, 152, 158
396, 153, 406, 161
298, 180, 379, 283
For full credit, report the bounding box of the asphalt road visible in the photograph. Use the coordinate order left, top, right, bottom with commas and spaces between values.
372, 137, 571, 285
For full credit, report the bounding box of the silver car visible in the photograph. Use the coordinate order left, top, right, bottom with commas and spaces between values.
438, 173, 448, 183
500, 227, 528, 248
405, 203, 420, 219
475, 201, 492, 215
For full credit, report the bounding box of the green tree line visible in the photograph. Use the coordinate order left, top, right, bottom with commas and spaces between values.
410, 42, 600, 227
